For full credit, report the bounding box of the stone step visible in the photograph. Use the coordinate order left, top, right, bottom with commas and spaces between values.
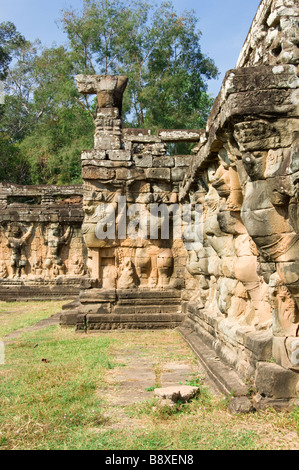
112, 305, 181, 315
79, 289, 182, 305
116, 298, 181, 306
179, 326, 248, 397
79, 313, 186, 331
117, 289, 181, 300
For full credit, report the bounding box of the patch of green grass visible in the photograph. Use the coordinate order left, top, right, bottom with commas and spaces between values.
176, 425, 258, 450
145, 386, 161, 392
0, 324, 117, 450
292, 406, 299, 433
1, 302, 298, 450
74, 421, 259, 451
0, 300, 64, 338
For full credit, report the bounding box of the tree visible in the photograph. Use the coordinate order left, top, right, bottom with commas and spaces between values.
0, 22, 25, 81
0, 131, 30, 184
61, 0, 218, 129
1, 39, 94, 184
0, 3, 219, 185
15, 45, 94, 184
0, 23, 29, 184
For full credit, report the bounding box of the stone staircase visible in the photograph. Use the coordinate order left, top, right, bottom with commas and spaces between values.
60, 289, 185, 330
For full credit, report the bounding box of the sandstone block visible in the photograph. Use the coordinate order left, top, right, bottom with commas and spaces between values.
134, 155, 153, 167
175, 156, 191, 167
153, 157, 174, 168
158, 129, 203, 142
81, 149, 106, 160
228, 397, 254, 414
145, 168, 170, 181
116, 167, 145, 181
255, 362, 299, 399
82, 166, 116, 180
107, 150, 131, 161
94, 134, 121, 150
154, 385, 199, 403
171, 167, 189, 182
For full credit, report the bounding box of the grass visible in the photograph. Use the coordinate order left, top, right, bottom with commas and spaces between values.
0, 300, 64, 338
0, 301, 299, 450
0, 325, 118, 449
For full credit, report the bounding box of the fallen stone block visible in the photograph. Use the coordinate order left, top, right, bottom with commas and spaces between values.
228, 396, 254, 414
154, 385, 199, 403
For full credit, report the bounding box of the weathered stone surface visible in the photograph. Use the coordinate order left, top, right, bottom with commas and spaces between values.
134, 154, 153, 167
82, 166, 116, 180
107, 150, 131, 161
81, 149, 106, 161
75, 74, 128, 111
71, 72, 190, 331
154, 385, 199, 403
171, 168, 188, 182
145, 168, 171, 181
179, 0, 299, 403
1, 0, 298, 407
158, 129, 204, 142
237, 0, 299, 68
115, 167, 145, 181
255, 363, 299, 398
60, 310, 80, 326
175, 156, 192, 167
252, 393, 298, 411
228, 397, 254, 414
94, 134, 121, 151
153, 157, 174, 168
0, 183, 85, 300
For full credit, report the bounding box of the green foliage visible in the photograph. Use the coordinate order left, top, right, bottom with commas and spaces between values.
0, 21, 25, 80
61, 0, 218, 129
1, 42, 94, 184
0, 132, 30, 184
0, 2, 218, 185
19, 105, 94, 184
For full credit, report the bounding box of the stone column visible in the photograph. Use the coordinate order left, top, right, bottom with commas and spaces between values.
76, 75, 128, 283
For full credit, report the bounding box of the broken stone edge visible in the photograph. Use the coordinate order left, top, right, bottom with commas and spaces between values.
179, 326, 298, 413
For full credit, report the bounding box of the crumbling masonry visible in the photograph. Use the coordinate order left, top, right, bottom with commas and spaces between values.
0, 0, 298, 407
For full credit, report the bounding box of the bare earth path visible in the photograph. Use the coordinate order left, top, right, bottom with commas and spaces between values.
95, 329, 221, 430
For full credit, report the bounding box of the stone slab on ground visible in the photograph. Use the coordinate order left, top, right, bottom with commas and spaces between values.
98, 330, 224, 431
154, 385, 199, 403
104, 348, 202, 407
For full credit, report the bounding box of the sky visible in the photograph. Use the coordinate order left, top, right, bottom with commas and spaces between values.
0, 0, 261, 97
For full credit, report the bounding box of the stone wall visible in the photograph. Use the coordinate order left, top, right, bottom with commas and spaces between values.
66, 75, 196, 330
0, 0, 298, 404
0, 183, 85, 300
179, 0, 299, 405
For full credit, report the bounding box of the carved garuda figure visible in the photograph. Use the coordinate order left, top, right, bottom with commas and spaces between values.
42, 223, 73, 276
3, 223, 34, 278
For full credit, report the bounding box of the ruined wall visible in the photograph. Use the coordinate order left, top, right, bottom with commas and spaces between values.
0, 183, 85, 300
0, 0, 297, 404
66, 75, 197, 330
179, 0, 299, 405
